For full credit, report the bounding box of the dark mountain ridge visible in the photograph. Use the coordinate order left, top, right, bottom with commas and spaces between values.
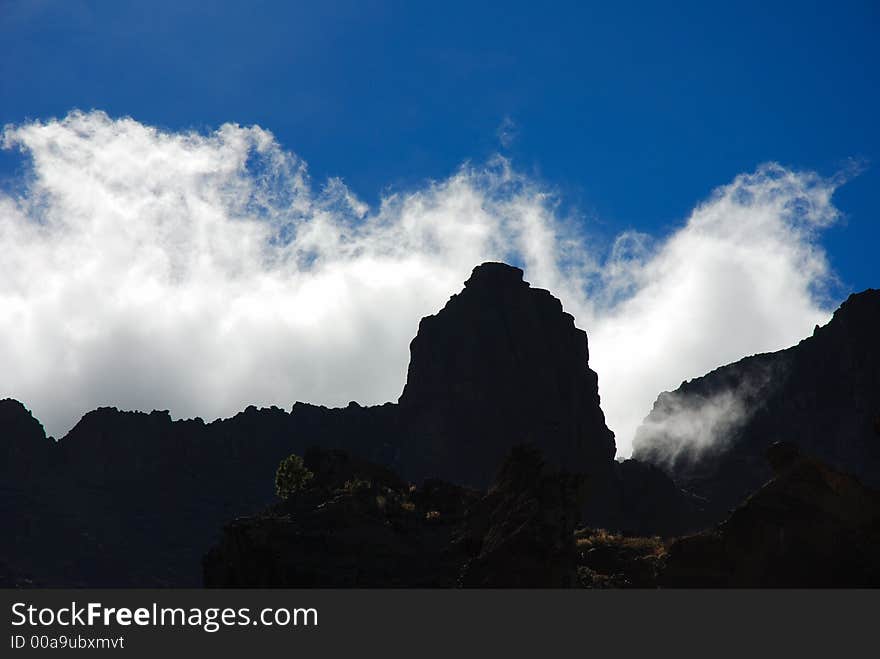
633, 288, 880, 527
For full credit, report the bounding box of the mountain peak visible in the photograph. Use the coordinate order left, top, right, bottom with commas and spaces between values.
463, 262, 526, 290
398, 261, 615, 486
829, 287, 880, 323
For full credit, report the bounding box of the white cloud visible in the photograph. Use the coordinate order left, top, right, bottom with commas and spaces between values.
0, 111, 842, 456
631, 365, 774, 468
584, 164, 840, 454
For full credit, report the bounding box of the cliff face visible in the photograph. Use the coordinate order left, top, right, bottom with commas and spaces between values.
398, 262, 615, 487
0, 399, 51, 480
633, 289, 880, 526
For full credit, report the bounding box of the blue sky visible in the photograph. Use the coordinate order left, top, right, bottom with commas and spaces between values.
2, 0, 877, 291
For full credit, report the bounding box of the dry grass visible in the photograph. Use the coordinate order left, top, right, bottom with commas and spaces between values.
575, 528, 669, 588
574, 528, 667, 557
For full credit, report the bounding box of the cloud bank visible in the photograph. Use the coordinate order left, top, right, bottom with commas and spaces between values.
0, 111, 842, 455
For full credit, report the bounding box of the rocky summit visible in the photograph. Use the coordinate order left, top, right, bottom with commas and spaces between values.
398, 262, 615, 486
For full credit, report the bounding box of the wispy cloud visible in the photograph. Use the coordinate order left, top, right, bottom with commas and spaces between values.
0, 111, 843, 456
632, 363, 775, 469
496, 115, 518, 149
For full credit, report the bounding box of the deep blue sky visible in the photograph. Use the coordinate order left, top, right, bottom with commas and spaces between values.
1, 0, 877, 293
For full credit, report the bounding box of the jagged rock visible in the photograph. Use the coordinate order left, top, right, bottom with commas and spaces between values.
633, 289, 880, 527
398, 263, 615, 487
288, 401, 401, 468
459, 445, 584, 587
661, 443, 880, 587
0, 398, 51, 479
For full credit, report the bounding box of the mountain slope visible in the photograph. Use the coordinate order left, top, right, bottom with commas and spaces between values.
633, 289, 880, 525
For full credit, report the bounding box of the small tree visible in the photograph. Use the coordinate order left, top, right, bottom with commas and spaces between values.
275, 453, 314, 500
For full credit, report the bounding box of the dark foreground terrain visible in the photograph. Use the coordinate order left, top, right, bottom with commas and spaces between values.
2, 263, 879, 587
202, 441, 880, 588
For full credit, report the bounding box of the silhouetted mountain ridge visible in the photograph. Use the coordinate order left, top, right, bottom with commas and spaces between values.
633, 287, 880, 527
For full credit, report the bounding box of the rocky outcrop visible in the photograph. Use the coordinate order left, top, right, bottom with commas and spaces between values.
458, 445, 583, 587
661, 443, 880, 587
398, 263, 615, 487
0, 399, 51, 480
204, 448, 479, 587
633, 289, 880, 527
204, 446, 583, 588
